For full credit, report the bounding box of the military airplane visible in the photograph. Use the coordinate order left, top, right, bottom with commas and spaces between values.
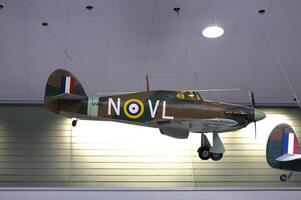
266, 123, 301, 182
44, 69, 266, 161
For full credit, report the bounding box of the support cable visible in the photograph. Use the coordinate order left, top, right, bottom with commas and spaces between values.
27, 0, 98, 96
265, 31, 301, 109
261, 0, 301, 109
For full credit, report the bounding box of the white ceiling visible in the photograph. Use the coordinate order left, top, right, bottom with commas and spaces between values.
0, 0, 301, 105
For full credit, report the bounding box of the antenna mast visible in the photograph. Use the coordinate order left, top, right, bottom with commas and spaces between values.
146, 74, 150, 92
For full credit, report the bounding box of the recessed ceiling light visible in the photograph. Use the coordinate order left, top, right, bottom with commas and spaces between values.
0, 4, 3, 10
258, 9, 266, 15
86, 5, 93, 10
173, 7, 180, 13
41, 22, 48, 26
202, 26, 224, 39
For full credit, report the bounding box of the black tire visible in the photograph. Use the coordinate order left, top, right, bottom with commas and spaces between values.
198, 147, 210, 160
210, 153, 223, 161
280, 174, 288, 182
72, 120, 77, 127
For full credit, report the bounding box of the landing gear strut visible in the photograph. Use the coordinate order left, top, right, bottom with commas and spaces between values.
197, 133, 225, 161
280, 172, 293, 182
72, 119, 78, 127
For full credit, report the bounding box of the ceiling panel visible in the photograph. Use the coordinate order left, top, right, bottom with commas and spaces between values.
0, 0, 300, 105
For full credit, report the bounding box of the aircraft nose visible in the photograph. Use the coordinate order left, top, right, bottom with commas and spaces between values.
254, 109, 266, 122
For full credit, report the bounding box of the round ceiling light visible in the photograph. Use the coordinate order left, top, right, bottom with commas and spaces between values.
202, 26, 224, 39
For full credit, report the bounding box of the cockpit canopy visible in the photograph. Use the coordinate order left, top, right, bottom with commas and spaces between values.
176, 91, 203, 102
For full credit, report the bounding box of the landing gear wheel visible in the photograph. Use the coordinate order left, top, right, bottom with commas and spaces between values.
210, 153, 223, 161
72, 119, 77, 127
198, 147, 210, 160
280, 174, 288, 182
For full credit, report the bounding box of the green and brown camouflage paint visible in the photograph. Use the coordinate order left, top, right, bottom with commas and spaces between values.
44, 69, 259, 133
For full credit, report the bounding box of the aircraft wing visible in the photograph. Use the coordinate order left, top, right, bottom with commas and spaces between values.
157, 118, 237, 138
276, 154, 301, 162
159, 123, 189, 139
184, 118, 238, 133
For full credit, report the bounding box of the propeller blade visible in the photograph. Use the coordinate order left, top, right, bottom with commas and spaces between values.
248, 90, 256, 108
251, 91, 255, 108
254, 121, 257, 139
248, 89, 257, 139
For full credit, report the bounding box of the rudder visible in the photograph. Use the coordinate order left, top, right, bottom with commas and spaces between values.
44, 69, 86, 113
266, 123, 299, 168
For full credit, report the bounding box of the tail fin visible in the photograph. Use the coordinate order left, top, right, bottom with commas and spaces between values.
266, 124, 300, 168
44, 69, 87, 113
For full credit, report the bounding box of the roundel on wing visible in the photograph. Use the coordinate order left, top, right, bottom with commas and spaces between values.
123, 99, 144, 119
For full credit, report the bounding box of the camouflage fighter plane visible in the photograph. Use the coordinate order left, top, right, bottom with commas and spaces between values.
44, 69, 266, 161
266, 123, 301, 182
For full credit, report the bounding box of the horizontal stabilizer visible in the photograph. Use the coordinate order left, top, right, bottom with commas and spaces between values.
52, 93, 84, 100
276, 154, 301, 162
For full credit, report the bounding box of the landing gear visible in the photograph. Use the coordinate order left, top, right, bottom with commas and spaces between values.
198, 147, 210, 160
197, 133, 225, 161
210, 153, 223, 161
198, 133, 211, 160
72, 119, 78, 127
280, 172, 293, 182
209, 133, 225, 161
280, 174, 288, 182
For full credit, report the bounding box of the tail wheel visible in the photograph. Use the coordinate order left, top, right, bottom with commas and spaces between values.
210, 153, 223, 161
198, 147, 210, 160
72, 119, 77, 127
280, 174, 288, 182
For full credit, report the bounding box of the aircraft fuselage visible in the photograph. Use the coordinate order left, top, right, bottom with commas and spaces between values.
57, 90, 262, 133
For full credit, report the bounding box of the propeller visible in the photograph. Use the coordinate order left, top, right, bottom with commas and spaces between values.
249, 90, 255, 108
248, 89, 257, 139
254, 119, 257, 139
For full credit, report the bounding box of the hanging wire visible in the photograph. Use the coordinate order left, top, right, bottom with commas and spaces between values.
246, 0, 272, 85
265, 32, 301, 109
27, 0, 72, 61
210, 0, 247, 89
24, 1, 30, 98
182, 1, 202, 87
175, 1, 245, 95
139, 0, 158, 91
27, 0, 100, 96
257, 0, 301, 109
243, 0, 273, 102
173, 7, 182, 24
97, 1, 114, 94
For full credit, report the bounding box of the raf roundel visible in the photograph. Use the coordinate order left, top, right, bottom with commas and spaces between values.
123, 99, 144, 119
